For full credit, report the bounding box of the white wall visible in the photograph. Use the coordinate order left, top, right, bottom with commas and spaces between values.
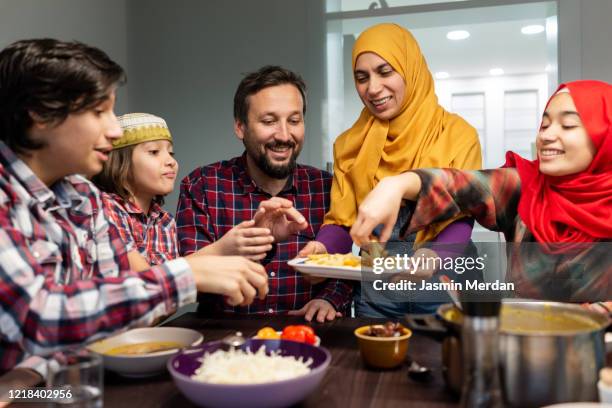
577, 0, 612, 83
125, 0, 326, 213
0, 0, 130, 113
558, 0, 612, 84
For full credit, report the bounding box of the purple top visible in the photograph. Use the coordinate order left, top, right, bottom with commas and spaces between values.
316, 218, 474, 257
316, 224, 353, 254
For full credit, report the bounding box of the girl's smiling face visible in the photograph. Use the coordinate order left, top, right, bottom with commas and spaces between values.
536, 92, 596, 176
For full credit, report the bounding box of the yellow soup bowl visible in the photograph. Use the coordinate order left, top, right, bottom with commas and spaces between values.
354, 325, 412, 369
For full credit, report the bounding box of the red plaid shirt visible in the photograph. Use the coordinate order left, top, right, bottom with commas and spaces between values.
176, 153, 353, 314
102, 193, 178, 265
0, 141, 196, 375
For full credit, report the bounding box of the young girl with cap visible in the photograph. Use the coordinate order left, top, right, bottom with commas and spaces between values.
350, 80, 611, 311
299, 23, 483, 317
93, 113, 179, 266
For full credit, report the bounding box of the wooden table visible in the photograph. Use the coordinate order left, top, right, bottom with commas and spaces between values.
103, 313, 459, 408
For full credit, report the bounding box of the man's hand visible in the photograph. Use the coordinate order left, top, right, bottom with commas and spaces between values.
253, 197, 308, 242
288, 299, 341, 322
295, 241, 328, 285
186, 255, 269, 306
196, 220, 274, 260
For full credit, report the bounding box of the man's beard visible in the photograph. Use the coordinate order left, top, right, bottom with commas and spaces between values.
243, 135, 300, 179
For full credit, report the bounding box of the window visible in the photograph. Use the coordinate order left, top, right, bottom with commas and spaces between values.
504, 90, 540, 160
451, 93, 486, 154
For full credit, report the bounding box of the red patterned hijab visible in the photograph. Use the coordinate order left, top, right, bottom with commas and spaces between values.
504, 80, 612, 252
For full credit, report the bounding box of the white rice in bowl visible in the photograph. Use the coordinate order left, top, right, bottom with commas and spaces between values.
191, 346, 313, 384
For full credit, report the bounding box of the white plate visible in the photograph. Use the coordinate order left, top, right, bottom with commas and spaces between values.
88, 327, 203, 378
288, 257, 400, 281
253, 331, 321, 346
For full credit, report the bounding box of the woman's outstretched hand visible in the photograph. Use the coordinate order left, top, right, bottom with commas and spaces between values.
350, 172, 422, 248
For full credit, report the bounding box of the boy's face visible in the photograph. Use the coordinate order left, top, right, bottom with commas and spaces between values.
129, 139, 178, 200
536, 92, 596, 176
28, 91, 122, 184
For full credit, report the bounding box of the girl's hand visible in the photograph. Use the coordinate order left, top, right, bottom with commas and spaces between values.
350, 172, 422, 248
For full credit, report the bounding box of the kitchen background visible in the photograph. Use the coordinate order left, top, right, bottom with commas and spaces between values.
1, 0, 611, 232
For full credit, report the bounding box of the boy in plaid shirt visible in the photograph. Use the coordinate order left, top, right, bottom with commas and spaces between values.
0, 39, 268, 381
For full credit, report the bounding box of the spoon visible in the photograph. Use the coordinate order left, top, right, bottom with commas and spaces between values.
407, 359, 432, 382
439, 275, 462, 311
221, 331, 245, 351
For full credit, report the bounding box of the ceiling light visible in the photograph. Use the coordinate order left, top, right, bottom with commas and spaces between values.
521, 25, 545, 35
446, 30, 470, 40
489, 68, 504, 76
435, 71, 450, 79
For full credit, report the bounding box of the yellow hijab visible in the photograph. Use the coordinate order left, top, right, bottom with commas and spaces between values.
324, 23, 482, 243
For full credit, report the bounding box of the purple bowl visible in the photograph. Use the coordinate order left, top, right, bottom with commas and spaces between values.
167, 339, 331, 408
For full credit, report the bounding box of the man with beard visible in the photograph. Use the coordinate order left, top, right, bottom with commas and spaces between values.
176, 66, 353, 322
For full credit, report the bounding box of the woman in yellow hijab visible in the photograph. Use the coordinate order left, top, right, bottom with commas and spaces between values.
300, 23, 482, 317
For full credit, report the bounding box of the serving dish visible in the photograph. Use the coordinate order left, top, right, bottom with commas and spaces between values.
88, 327, 203, 377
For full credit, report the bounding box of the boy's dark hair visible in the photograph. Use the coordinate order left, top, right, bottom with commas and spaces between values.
233, 65, 306, 125
0, 38, 125, 153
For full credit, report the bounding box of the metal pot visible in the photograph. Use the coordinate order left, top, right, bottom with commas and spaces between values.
406, 300, 610, 407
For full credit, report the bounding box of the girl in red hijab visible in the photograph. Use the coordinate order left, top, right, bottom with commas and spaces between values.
350, 80, 611, 310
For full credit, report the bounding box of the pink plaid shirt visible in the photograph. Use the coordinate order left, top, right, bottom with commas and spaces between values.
102, 193, 178, 265
0, 141, 196, 374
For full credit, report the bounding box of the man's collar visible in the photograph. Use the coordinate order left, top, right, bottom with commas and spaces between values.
235, 153, 257, 194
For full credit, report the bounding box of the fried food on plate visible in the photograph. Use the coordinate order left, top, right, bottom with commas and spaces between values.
305, 253, 360, 267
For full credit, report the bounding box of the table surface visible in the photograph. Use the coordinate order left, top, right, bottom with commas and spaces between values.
103, 313, 459, 408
